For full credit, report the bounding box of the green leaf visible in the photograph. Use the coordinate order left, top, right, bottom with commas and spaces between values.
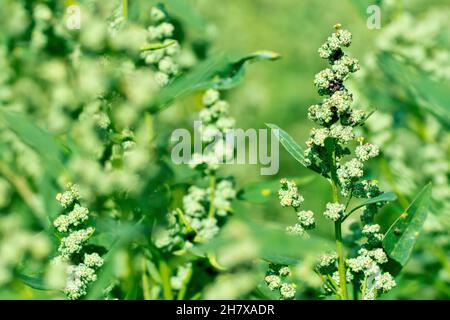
239, 175, 315, 204
18, 274, 50, 291
212, 51, 281, 90
266, 123, 320, 174
152, 54, 229, 110
153, 52, 279, 112
344, 191, 397, 220
0, 109, 65, 176
383, 183, 432, 267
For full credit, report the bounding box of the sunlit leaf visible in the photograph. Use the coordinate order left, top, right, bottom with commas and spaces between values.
344, 191, 397, 220
383, 183, 432, 267
153, 52, 279, 111
18, 274, 50, 291
266, 123, 322, 175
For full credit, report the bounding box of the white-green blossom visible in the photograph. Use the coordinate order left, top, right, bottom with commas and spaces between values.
58, 228, 95, 260
142, 6, 180, 86
55, 184, 80, 208
318, 28, 352, 60
374, 272, 396, 292
356, 144, 379, 162
297, 210, 315, 229
323, 202, 345, 221
53, 185, 103, 300
279, 266, 291, 277
316, 252, 338, 274
202, 89, 220, 106
265, 275, 282, 290
280, 283, 296, 300
53, 204, 89, 233
278, 179, 304, 209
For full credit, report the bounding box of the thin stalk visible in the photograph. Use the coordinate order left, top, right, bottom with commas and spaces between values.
142, 258, 152, 300
352, 280, 359, 300
329, 145, 349, 300
208, 173, 216, 218
334, 219, 348, 300
123, 0, 128, 19
158, 260, 173, 300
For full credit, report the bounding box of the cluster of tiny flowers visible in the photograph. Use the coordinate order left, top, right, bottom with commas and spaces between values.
304, 26, 396, 299
171, 263, 192, 291
53, 204, 89, 233
278, 179, 316, 236
141, 6, 180, 86
158, 89, 237, 254
278, 179, 304, 209
55, 184, 80, 209
64, 253, 104, 300
323, 202, 345, 222
189, 89, 236, 172
264, 264, 297, 300
304, 26, 375, 185
344, 228, 395, 300
156, 179, 236, 252
53, 184, 103, 300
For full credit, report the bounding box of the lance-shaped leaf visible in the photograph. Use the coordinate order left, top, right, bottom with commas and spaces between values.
383, 183, 432, 267
18, 273, 51, 291
343, 191, 397, 221
211, 51, 281, 90
266, 123, 322, 174
153, 51, 279, 112
266, 123, 306, 165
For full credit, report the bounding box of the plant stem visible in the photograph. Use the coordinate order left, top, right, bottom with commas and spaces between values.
208, 173, 216, 218
142, 258, 152, 300
352, 280, 359, 300
331, 179, 348, 300
328, 141, 348, 300
334, 219, 348, 300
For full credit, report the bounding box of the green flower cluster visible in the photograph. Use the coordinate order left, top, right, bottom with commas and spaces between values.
53, 184, 103, 300
189, 89, 236, 172
156, 90, 237, 254
273, 25, 396, 300
141, 5, 180, 86
278, 179, 315, 236
310, 25, 395, 300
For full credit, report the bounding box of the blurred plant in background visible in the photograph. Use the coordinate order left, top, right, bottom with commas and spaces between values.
352, 0, 450, 299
